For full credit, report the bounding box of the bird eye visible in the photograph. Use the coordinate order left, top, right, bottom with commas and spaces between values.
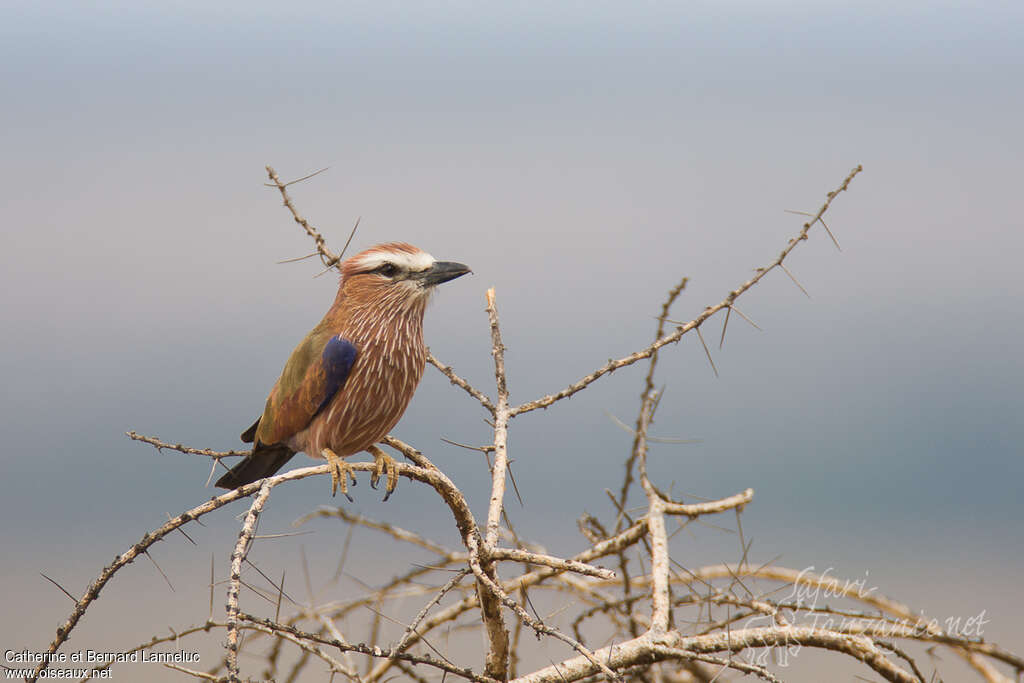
377, 263, 399, 277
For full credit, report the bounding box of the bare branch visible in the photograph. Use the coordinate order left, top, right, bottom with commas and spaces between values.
226, 482, 272, 682
241, 612, 500, 683
467, 554, 624, 683
295, 506, 458, 558
661, 489, 754, 517
515, 626, 919, 683
489, 548, 617, 580
428, 350, 497, 414
262, 165, 330, 188
265, 165, 344, 270
127, 430, 248, 461
484, 287, 512, 549
479, 286, 513, 679
394, 568, 472, 654
511, 165, 862, 417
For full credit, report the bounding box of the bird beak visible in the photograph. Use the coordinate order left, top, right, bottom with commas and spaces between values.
420, 261, 471, 287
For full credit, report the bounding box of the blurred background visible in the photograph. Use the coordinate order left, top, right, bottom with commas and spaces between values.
2, 1, 1021, 680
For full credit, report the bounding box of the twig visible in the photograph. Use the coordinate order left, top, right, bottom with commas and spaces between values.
394, 569, 472, 654
295, 506, 458, 558
265, 165, 342, 270
635, 389, 671, 634
163, 662, 223, 681
489, 549, 616, 580
31, 457, 480, 682
617, 275, 689, 527
226, 481, 272, 682
647, 647, 783, 682
480, 287, 513, 679
661, 489, 754, 517
27, 468, 326, 683
263, 165, 330, 188
240, 612, 500, 683
511, 165, 862, 417
126, 431, 248, 460
427, 350, 497, 414
242, 615, 356, 679
515, 625, 918, 683
467, 555, 624, 683
368, 520, 651, 679
484, 287, 511, 549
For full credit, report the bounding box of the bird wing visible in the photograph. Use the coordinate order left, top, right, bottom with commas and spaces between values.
247, 333, 358, 447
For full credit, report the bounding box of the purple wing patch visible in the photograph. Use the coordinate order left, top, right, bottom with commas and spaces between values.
315, 336, 357, 415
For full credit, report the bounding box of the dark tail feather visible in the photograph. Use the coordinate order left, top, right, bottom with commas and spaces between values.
215, 443, 296, 489
240, 417, 260, 443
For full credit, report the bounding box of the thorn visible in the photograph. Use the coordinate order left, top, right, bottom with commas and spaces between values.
262, 166, 331, 188
604, 409, 700, 444
817, 216, 842, 251
167, 513, 197, 546
696, 327, 719, 377
730, 304, 762, 331
144, 550, 175, 592
204, 460, 217, 488
779, 263, 811, 298
507, 460, 525, 507
275, 571, 285, 623
440, 436, 495, 454
719, 306, 732, 349
277, 251, 319, 264
338, 216, 361, 263
40, 573, 77, 602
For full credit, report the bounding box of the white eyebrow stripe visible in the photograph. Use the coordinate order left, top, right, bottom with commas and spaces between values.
355, 250, 435, 272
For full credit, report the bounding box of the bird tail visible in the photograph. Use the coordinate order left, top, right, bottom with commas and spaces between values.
215, 443, 297, 489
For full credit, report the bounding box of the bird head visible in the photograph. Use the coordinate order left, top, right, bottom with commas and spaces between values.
339, 242, 471, 309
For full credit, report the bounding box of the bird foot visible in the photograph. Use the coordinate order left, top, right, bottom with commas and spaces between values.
322, 447, 356, 501
367, 445, 399, 501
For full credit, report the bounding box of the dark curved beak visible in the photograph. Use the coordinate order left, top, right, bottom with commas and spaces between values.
421, 261, 471, 287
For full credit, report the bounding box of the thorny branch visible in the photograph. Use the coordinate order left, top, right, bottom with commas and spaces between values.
34, 164, 1023, 683
225, 482, 273, 682
127, 431, 249, 461
427, 349, 497, 414
265, 165, 341, 270
510, 164, 863, 417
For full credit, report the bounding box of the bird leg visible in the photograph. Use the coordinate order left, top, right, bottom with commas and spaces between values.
367, 444, 399, 501
321, 447, 356, 501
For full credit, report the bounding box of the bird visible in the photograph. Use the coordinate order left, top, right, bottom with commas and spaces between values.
215, 242, 470, 497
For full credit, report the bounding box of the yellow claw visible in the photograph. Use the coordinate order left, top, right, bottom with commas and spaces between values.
367, 445, 399, 501
322, 447, 356, 501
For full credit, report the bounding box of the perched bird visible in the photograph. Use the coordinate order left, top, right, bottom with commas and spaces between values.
215, 242, 470, 496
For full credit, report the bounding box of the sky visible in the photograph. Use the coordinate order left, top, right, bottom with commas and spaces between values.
1, 2, 1022, 681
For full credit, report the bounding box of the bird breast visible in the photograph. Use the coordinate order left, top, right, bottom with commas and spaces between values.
292, 315, 427, 460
